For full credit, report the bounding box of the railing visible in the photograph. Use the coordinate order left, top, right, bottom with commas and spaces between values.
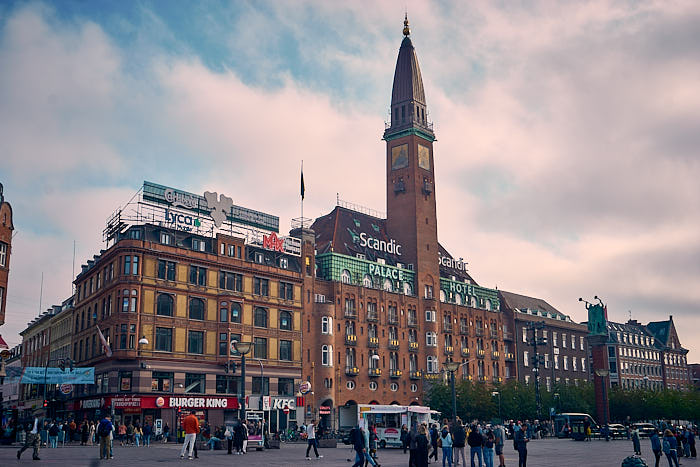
490, 331, 499, 339
444, 346, 454, 355
475, 328, 484, 337
460, 326, 469, 335
388, 314, 399, 325
478, 375, 486, 382
492, 351, 500, 359
368, 337, 379, 348
390, 369, 402, 378
409, 370, 422, 380
492, 376, 502, 383
504, 352, 515, 361
424, 373, 441, 381
461, 348, 470, 357
389, 339, 400, 350
477, 349, 485, 359
443, 324, 453, 333
368, 368, 381, 377
367, 313, 378, 322
407, 319, 418, 328
503, 331, 513, 341
408, 342, 419, 352
344, 310, 357, 319
345, 366, 360, 376
345, 335, 357, 346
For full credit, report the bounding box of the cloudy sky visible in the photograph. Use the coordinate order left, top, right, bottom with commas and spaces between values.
1, 1, 699, 359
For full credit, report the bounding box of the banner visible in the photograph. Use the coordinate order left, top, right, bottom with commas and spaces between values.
19, 367, 95, 384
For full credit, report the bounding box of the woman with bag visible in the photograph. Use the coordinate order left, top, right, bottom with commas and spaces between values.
663, 429, 680, 467
440, 425, 453, 467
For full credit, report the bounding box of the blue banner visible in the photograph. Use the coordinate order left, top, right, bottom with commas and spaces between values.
17, 367, 95, 384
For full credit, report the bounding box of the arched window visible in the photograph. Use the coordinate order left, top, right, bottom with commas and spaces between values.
427, 355, 438, 373
321, 316, 332, 334
340, 269, 351, 284
321, 345, 333, 366
439, 290, 446, 302
346, 320, 355, 336
455, 294, 462, 305
254, 307, 268, 328
230, 302, 241, 323
369, 352, 379, 369
485, 299, 492, 311
279, 311, 292, 331
189, 297, 205, 320
383, 278, 393, 292
220, 301, 228, 322
346, 348, 356, 368
363, 275, 373, 288
403, 282, 412, 295
470, 296, 477, 308
157, 294, 174, 317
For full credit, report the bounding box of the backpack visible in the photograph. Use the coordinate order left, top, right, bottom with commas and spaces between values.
98, 421, 111, 438
663, 438, 671, 455
49, 424, 59, 436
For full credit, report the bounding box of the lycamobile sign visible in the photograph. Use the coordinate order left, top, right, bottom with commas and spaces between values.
359, 232, 402, 256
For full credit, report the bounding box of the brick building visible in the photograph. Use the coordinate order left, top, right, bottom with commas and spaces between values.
0, 182, 14, 328
45, 182, 305, 432
646, 317, 692, 390
500, 291, 590, 391
300, 18, 505, 428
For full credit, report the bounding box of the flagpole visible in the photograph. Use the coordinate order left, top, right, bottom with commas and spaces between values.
301, 160, 304, 229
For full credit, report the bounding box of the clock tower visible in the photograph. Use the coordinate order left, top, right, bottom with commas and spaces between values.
384, 16, 439, 290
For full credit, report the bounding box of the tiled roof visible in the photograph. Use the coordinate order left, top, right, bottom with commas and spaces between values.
645, 320, 671, 346
499, 290, 572, 322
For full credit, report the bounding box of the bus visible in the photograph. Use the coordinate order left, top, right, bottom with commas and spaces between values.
338, 404, 438, 448
553, 413, 599, 440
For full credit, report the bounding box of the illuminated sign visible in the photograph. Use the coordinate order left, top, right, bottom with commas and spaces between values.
257, 231, 302, 257
164, 188, 198, 209
368, 263, 406, 281
164, 210, 201, 232
263, 232, 285, 252
168, 397, 231, 408
359, 232, 402, 256
439, 254, 468, 271
447, 281, 473, 296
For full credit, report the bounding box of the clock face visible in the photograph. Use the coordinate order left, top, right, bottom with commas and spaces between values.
391, 144, 409, 170
418, 144, 431, 171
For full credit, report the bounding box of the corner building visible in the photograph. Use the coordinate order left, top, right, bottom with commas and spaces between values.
302, 19, 506, 428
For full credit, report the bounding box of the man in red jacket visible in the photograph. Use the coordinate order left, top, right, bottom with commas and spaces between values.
180, 410, 200, 460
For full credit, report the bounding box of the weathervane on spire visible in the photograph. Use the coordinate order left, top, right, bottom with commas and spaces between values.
403, 13, 410, 36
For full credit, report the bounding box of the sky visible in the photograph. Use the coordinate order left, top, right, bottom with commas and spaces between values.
1, 0, 699, 359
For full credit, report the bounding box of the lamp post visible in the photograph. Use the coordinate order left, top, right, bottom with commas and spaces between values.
492, 391, 501, 422
233, 341, 252, 422
444, 360, 460, 423
595, 368, 610, 427
643, 375, 649, 391
553, 392, 560, 415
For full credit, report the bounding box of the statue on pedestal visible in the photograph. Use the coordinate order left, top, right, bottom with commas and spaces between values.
580, 297, 608, 336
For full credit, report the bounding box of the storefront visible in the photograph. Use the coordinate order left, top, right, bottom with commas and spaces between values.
247, 395, 301, 433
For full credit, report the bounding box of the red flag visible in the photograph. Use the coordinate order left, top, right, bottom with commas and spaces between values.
96, 326, 112, 357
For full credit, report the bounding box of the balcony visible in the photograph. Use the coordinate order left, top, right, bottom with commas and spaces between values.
409, 370, 422, 380
476, 349, 486, 359
504, 352, 515, 361
503, 331, 513, 341
407, 319, 418, 328
388, 315, 399, 325
462, 374, 473, 381
368, 337, 379, 348
477, 375, 487, 382
423, 373, 441, 382
390, 369, 402, 379
344, 309, 357, 319
492, 351, 500, 359
444, 346, 454, 356
345, 334, 357, 346
367, 313, 378, 323
493, 376, 502, 383
368, 368, 382, 377
460, 326, 469, 335
461, 348, 470, 358
408, 342, 419, 352
345, 366, 360, 376
490, 332, 499, 339
443, 324, 453, 333
389, 339, 400, 350
475, 328, 484, 337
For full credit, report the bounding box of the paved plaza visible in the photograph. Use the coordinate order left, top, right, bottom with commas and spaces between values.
2, 437, 697, 467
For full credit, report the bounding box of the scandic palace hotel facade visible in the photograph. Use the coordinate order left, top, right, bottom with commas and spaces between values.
12, 19, 691, 432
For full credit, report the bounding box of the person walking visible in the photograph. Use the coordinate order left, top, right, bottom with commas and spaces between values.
416, 425, 430, 467
134, 423, 142, 447
362, 425, 380, 467
663, 429, 680, 467
97, 415, 114, 460
482, 429, 495, 467
118, 421, 127, 446
441, 425, 453, 467
632, 427, 642, 455
305, 418, 322, 459
650, 429, 662, 467
163, 423, 170, 443
467, 424, 484, 467
351, 425, 366, 467
48, 420, 59, 448
689, 426, 697, 458
453, 419, 467, 466
180, 410, 200, 460
17, 413, 42, 461
514, 423, 529, 467
494, 424, 506, 467
126, 421, 135, 446
430, 423, 440, 463
409, 424, 419, 467
143, 422, 152, 447
89, 421, 96, 446
402, 424, 410, 454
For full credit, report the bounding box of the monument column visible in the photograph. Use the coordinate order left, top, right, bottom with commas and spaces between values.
581, 297, 610, 427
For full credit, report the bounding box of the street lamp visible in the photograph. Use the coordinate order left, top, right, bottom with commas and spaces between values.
444, 360, 461, 423
233, 341, 253, 422
643, 375, 649, 390
553, 392, 560, 415
491, 391, 501, 422
138, 336, 149, 346
595, 368, 610, 427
